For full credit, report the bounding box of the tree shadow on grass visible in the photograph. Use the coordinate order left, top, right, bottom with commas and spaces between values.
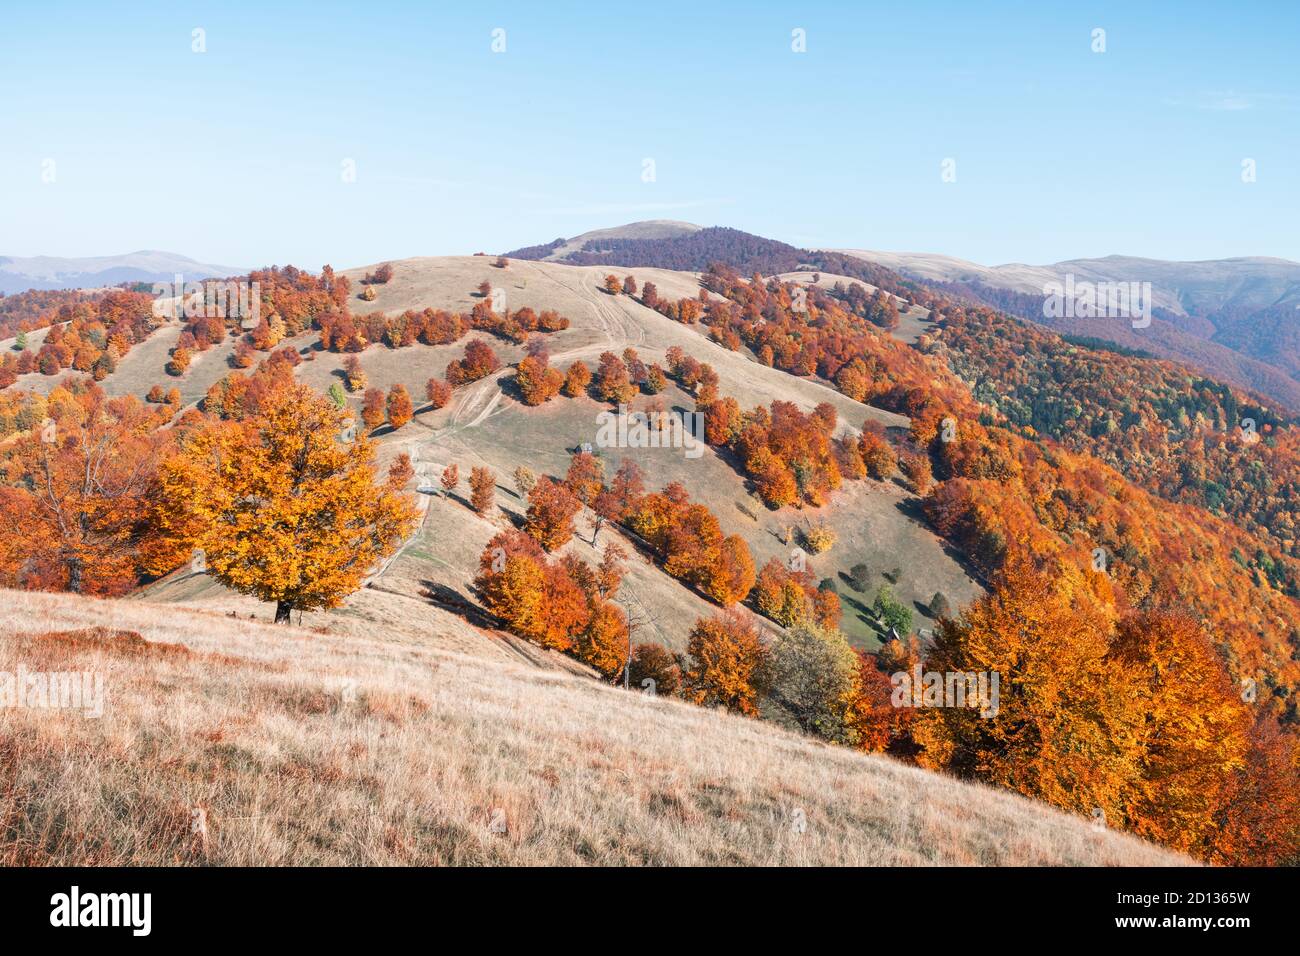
419, 581, 499, 630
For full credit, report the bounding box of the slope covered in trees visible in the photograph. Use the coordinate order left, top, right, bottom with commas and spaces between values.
931, 305, 1300, 575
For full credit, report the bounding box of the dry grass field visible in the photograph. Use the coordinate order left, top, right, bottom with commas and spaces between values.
0, 589, 1189, 866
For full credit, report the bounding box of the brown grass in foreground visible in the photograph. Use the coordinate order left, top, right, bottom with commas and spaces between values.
0, 589, 1189, 866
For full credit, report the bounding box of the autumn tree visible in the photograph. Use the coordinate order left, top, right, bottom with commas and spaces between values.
572, 597, 630, 679
564, 451, 605, 507
515, 354, 564, 405
166, 346, 191, 376
683, 611, 768, 716
387, 453, 414, 489
629, 643, 681, 696
592, 351, 636, 404
473, 530, 590, 651
231, 340, 255, 368
859, 425, 897, 480
440, 463, 460, 496
446, 339, 500, 386
344, 354, 367, 392
704, 534, 756, 606
513, 465, 536, 497
596, 542, 626, 597
361, 387, 386, 431
386, 383, 413, 429
154, 380, 417, 622
899, 451, 933, 495
469, 466, 496, 513
562, 361, 591, 397
765, 620, 863, 745
524, 476, 581, 551
425, 377, 451, 409
603, 274, 621, 295
912, 556, 1140, 821
1109, 611, 1252, 858
0, 386, 170, 594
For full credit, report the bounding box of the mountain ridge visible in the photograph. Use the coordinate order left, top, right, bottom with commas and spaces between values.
0, 251, 244, 295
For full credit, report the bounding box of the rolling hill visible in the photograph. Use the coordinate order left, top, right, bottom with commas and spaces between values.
0, 588, 1187, 866
3, 232, 1297, 866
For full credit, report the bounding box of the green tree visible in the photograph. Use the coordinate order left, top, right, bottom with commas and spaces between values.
873, 584, 912, 635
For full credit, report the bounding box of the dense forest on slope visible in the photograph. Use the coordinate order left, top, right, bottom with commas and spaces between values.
931, 306, 1300, 574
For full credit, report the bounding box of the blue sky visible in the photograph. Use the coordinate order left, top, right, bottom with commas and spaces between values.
2, 1, 1297, 269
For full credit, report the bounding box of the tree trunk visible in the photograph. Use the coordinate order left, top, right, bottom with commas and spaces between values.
275, 600, 293, 624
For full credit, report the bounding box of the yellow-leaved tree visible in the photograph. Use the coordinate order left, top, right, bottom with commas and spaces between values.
155, 379, 417, 622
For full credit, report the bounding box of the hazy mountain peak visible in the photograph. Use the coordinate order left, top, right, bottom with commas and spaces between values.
0, 250, 243, 294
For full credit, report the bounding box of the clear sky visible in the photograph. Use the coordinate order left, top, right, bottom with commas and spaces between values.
2, 1, 1297, 269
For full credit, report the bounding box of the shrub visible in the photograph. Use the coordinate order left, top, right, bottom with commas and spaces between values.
629, 643, 681, 697
166, 347, 191, 376
929, 591, 952, 618
802, 523, 836, 554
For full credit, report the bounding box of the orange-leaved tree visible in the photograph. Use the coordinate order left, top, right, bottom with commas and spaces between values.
525, 476, 580, 550
682, 610, 768, 716
469, 466, 496, 513
386, 383, 413, 429
0, 384, 173, 595
155, 380, 417, 622
912, 555, 1140, 823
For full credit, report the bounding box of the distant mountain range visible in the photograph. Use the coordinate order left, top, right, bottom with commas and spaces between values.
507, 222, 1300, 410
836, 249, 1300, 410
0, 251, 242, 295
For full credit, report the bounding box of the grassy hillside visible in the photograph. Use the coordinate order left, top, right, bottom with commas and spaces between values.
0, 589, 1188, 866
306, 255, 981, 650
